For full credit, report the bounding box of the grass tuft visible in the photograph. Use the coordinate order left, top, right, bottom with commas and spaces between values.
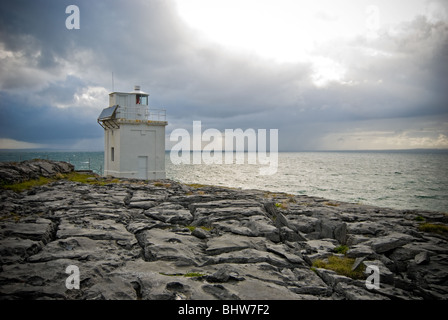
275, 201, 289, 210
0, 172, 122, 192
334, 245, 349, 255
312, 255, 365, 279
1, 176, 52, 192
153, 182, 171, 188
186, 225, 213, 232
418, 223, 448, 235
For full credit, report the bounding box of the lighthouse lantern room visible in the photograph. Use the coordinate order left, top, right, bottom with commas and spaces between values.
97, 86, 167, 179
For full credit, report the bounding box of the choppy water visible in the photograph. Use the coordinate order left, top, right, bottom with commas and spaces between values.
1, 150, 447, 213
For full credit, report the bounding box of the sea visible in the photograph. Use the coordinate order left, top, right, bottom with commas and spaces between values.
1, 150, 447, 213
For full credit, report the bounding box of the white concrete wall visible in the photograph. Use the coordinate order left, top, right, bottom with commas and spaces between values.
103, 122, 166, 179
103, 128, 121, 177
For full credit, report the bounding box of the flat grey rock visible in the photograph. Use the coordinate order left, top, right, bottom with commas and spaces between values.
365, 233, 416, 253
145, 202, 193, 225
347, 245, 375, 258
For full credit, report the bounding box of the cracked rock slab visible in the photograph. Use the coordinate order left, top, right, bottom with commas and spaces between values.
144, 202, 193, 225
364, 233, 416, 253
136, 228, 205, 266
0, 218, 56, 244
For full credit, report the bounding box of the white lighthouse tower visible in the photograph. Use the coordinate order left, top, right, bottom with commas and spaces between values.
97, 86, 167, 179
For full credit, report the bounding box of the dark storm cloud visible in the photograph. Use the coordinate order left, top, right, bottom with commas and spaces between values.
305, 15, 448, 119
0, 0, 447, 150
0, 90, 101, 140
1, 0, 312, 139
0, 0, 190, 147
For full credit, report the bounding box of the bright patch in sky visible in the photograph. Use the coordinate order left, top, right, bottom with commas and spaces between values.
55, 86, 109, 110
175, 0, 362, 62
174, 0, 428, 86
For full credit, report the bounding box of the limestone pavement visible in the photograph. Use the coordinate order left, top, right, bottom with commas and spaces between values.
0, 160, 447, 300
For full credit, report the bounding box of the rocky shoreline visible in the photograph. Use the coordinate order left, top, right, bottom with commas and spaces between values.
0, 160, 447, 300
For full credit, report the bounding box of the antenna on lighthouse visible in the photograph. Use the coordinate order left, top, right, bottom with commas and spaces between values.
111, 72, 114, 92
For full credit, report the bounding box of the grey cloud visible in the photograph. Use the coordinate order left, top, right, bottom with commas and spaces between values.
0, 92, 102, 146
310, 15, 448, 121
0, 0, 447, 150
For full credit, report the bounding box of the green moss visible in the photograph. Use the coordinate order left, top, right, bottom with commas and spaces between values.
153, 181, 171, 188
63, 172, 124, 186
1, 176, 52, 192
0, 172, 123, 192
418, 223, 448, 235
334, 245, 349, 254
63, 172, 91, 183
312, 255, 365, 280
414, 215, 425, 222
183, 272, 206, 277
64, 172, 102, 184
275, 202, 288, 210
186, 225, 212, 232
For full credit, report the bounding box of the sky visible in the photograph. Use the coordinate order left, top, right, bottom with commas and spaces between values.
0, 0, 447, 151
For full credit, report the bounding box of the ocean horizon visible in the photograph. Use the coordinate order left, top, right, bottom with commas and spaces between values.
1, 149, 447, 213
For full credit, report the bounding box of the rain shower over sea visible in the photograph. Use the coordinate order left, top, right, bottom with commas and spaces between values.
1, 150, 447, 213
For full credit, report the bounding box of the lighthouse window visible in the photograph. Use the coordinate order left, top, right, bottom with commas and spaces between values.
136, 94, 148, 105
111, 147, 115, 162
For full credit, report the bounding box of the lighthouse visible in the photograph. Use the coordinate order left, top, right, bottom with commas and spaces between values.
97, 86, 167, 179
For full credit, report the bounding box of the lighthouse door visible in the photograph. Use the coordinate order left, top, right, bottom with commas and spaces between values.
137, 156, 148, 179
